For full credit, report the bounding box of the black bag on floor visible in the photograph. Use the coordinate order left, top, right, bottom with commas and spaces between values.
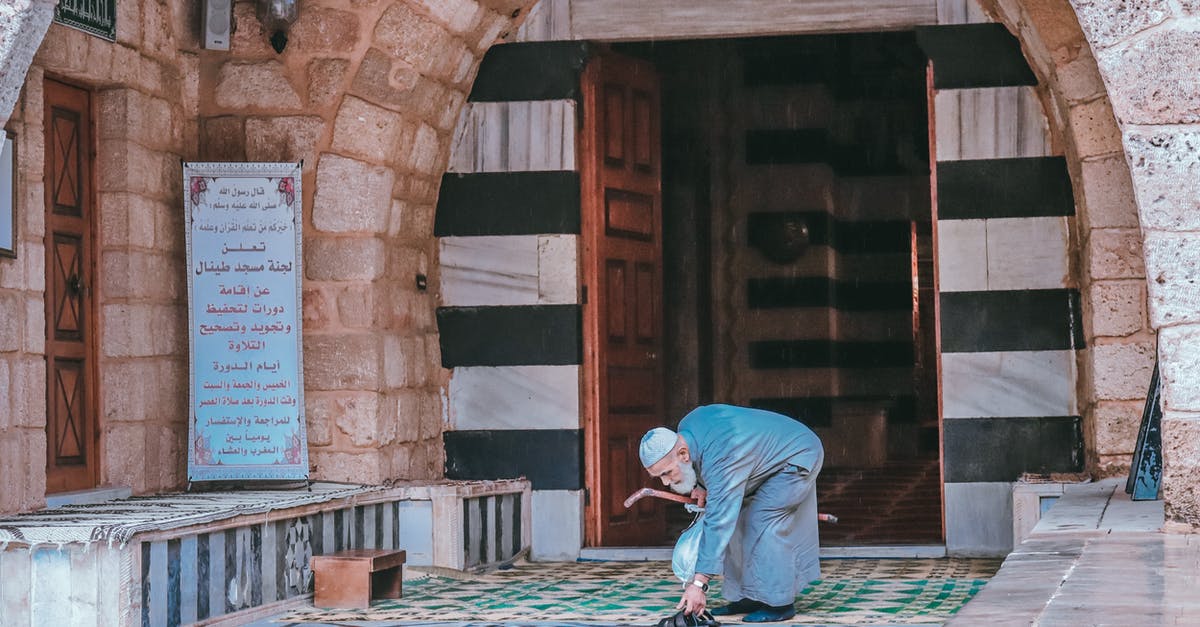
654, 609, 720, 627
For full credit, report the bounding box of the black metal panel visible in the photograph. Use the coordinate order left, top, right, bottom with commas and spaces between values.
940, 289, 1084, 353
469, 41, 591, 102
749, 340, 914, 369
937, 156, 1075, 220
444, 429, 583, 490
747, 276, 912, 310
435, 172, 581, 236
916, 24, 1036, 89
437, 305, 582, 367
944, 416, 1083, 482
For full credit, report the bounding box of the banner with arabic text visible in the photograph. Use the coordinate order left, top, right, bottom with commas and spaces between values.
185, 162, 308, 482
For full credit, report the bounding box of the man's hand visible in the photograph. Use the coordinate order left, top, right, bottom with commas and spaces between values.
677, 574, 710, 615
690, 488, 707, 509
677, 585, 706, 616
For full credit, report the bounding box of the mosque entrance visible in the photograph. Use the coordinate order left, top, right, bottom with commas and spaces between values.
583, 32, 943, 547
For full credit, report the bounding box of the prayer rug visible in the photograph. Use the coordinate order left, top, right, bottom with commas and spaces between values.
281, 558, 1001, 625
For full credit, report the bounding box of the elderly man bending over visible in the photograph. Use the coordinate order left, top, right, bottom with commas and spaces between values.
640, 404, 824, 623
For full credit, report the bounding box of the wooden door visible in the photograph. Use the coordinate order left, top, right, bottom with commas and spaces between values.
581, 51, 666, 546
44, 79, 98, 494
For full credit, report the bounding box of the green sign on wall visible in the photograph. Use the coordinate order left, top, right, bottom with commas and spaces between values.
54, 0, 117, 42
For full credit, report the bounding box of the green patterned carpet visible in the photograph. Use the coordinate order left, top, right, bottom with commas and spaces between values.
282, 559, 1000, 625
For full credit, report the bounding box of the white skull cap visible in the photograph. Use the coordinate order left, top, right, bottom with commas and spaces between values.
639, 427, 679, 468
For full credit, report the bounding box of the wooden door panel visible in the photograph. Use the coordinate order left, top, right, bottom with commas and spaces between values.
44, 78, 97, 494
583, 52, 665, 546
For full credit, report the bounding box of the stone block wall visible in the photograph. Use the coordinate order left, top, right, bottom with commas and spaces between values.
198, 0, 532, 484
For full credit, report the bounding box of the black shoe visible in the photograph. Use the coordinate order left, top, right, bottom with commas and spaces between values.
710, 598, 766, 616
743, 604, 796, 623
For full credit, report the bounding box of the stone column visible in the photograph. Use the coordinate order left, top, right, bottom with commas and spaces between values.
1068, 0, 1200, 527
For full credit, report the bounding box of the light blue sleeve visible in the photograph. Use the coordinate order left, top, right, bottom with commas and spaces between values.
692, 439, 753, 575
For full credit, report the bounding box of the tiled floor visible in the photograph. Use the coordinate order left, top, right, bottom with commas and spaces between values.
259, 558, 999, 626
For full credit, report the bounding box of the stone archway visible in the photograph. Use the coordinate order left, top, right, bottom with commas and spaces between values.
976, 0, 1199, 528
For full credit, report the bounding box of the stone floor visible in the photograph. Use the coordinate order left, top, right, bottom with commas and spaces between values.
946, 478, 1199, 626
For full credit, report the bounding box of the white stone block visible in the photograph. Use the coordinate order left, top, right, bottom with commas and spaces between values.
946, 482, 1014, 557
942, 350, 1076, 418
538, 235, 578, 304
935, 86, 1048, 161
398, 500, 435, 566
985, 217, 1069, 290
439, 235, 539, 306
31, 547, 71, 627
447, 100, 576, 173
449, 365, 580, 430
531, 490, 583, 561
937, 219, 987, 292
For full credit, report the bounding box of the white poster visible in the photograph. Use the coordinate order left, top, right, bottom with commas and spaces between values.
184, 162, 308, 482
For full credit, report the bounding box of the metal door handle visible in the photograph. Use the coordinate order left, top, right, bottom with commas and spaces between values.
66, 273, 86, 296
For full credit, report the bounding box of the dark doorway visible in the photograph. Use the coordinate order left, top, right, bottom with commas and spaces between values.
619, 32, 943, 546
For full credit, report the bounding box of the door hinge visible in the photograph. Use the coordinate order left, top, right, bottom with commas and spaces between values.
584, 487, 591, 506
581, 285, 588, 304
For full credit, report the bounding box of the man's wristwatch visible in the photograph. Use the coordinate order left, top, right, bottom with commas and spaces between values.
687, 578, 709, 593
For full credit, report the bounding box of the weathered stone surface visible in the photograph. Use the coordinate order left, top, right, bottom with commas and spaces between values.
140, 0, 176, 60
1068, 0, 1170, 50
230, 1, 274, 56
1090, 340, 1155, 400
307, 58, 350, 109
302, 287, 336, 330
215, 62, 302, 110
1097, 26, 1200, 124
104, 421, 148, 492
0, 292, 20, 351
331, 96, 415, 163
405, 122, 442, 173
373, 284, 435, 330
0, 1, 54, 128
103, 304, 159, 358
1143, 230, 1200, 326
414, 0, 484, 34
313, 154, 394, 233
1055, 46, 1105, 104
1079, 153, 1139, 228
373, 3, 472, 80
97, 141, 179, 199
349, 47, 464, 128
288, 8, 360, 54
1088, 280, 1146, 337
304, 394, 336, 447
310, 450, 389, 483
337, 284, 375, 328
11, 357, 45, 427
245, 115, 325, 163
1161, 411, 1200, 525
392, 389, 423, 443
102, 359, 155, 422
328, 392, 395, 447
1087, 228, 1145, 279
200, 116, 245, 161
101, 250, 180, 301
0, 359, 9, 430
1069, 97, 1122, 157
303, 333, 382, 390
1125, 128, 1200, 231
1159, 325, 1200, 412
384, 334, 428, 388
99, 89, 176, 151
305, 236, 387, 281
1093, 399, 1143, 455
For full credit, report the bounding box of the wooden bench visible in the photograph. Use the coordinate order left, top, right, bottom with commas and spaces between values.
310, 548, 406, 609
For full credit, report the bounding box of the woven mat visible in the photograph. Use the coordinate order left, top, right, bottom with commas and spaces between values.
282, 558, 1001, 625
0, 483, 379, 547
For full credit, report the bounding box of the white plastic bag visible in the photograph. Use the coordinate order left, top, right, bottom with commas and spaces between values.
671, 516, 702, 582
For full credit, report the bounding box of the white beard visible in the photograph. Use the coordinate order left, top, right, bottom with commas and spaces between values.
670, 462, 698, 495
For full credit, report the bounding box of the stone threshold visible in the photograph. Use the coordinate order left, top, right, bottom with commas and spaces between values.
580, 544, 947, 561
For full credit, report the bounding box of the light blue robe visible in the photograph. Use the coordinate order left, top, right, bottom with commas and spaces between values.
678, 404, 824, 606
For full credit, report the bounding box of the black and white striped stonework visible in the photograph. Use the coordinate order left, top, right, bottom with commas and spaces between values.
919, 6, 1084, 554
139, 503, 402, 626
436, 30, 587, 559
